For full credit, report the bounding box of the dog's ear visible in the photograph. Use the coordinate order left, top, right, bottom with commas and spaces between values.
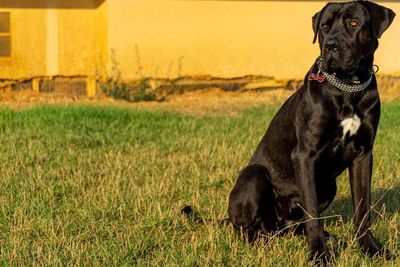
312, 12, 320, 44
312, 3, 331, 44
360, 1, 396, 38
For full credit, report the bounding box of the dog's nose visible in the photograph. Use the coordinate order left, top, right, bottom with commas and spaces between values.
325, 40, 339, 53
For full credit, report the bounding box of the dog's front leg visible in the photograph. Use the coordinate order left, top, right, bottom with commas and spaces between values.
349, 151, 391, 259
292, 147, 330, 263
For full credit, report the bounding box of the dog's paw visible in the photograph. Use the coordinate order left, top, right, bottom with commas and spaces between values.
310, 247, 332, 266
311, 254, 330, 266
381, 248, 395, 261
359, 234, 393, 260
323, 230, 332, 239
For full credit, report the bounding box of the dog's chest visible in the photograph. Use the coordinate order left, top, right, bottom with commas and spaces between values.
327, 111, 364, 167
340, 114, 361, 139
335, 98, 363, 140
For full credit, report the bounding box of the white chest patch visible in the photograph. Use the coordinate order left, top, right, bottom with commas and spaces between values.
340, 114, 361, 139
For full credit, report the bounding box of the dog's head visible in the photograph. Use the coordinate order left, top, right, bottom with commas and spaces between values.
312, 1, 395, 76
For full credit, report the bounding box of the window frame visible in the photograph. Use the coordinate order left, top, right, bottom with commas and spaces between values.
0, 11, 11, 58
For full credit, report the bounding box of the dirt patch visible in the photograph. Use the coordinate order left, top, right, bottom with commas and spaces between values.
131, 88, 293, 116
1, 82, 400, 116
0, 88, 292, 116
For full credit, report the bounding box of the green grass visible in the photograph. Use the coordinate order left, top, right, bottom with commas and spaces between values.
0, 103, 399, 266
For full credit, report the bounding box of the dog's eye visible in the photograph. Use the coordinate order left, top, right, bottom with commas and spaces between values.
321, 23, 329, 30
350, 20, 358, 27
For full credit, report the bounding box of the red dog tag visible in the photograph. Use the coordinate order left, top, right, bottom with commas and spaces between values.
317, 73, 325, 82
309, 72, 325, 83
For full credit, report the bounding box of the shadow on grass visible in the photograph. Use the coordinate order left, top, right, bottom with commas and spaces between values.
325, 185, 400, 224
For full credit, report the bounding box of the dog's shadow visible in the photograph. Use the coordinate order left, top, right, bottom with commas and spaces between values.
324, 185, 400, 224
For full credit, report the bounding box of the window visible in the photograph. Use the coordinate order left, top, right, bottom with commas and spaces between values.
0, 12, 11, 57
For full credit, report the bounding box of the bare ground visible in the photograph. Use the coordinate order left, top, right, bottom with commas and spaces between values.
0, 88, 292, 116
1, 84, 400, 116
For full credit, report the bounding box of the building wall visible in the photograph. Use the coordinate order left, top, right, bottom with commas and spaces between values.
57, 2, 108, 77
1, 1, 399, 82
0, 0, 108, 80
108, 0, 400, 80
0, 8, 47, 79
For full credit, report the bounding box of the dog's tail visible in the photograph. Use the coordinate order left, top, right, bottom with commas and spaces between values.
181, 205, 230, 226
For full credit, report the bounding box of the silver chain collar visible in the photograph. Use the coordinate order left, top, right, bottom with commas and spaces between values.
317, 60, 374, 93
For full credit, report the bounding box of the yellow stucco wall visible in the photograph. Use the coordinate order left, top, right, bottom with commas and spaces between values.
57, 2, 108, 77
1, 1, 399, 82
108, 0, 400, 80
0, 8, 47, 78
0, 0, 107, 80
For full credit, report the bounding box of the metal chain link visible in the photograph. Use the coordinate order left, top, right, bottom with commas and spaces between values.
317, 60, 373, 93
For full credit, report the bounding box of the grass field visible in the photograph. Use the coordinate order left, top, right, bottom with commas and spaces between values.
0, 103, 399, 266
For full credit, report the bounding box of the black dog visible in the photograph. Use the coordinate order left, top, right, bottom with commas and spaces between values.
228, 0, 395, 263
